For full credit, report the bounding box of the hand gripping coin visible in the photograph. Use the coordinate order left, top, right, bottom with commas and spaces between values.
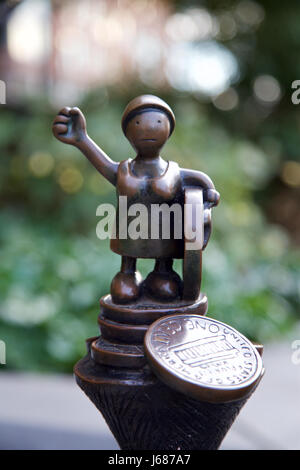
144, 315, 264, 403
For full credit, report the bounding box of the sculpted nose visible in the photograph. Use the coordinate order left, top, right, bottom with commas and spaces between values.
146, 120, 160, 135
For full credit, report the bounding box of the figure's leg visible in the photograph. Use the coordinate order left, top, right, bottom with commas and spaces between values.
144, 258, 182, 301
111, 256, 142, 304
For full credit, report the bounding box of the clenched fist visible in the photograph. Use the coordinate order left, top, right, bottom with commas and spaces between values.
52, 107, 87, 146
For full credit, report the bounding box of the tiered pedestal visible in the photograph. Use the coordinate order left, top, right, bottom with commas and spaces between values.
74, 293, 260, 450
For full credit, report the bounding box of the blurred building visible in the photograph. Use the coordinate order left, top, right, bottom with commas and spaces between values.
0, 0, 240, 105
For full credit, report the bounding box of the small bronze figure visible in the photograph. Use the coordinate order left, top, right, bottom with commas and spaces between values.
53, 95, 219, 305
53, 96, 263, 450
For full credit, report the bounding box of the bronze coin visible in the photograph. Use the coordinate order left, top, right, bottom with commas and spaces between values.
144, 314, 264, 403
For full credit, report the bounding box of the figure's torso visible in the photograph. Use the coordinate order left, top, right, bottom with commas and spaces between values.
110, 159, 184, 259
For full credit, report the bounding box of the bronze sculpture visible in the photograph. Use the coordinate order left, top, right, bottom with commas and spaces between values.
53, 95, 219, 303
52, 95, 263, 450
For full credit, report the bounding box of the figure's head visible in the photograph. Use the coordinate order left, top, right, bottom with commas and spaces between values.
122, 95, 175, 156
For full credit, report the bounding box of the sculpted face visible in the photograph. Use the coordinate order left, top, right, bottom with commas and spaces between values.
125, 110, 170, 156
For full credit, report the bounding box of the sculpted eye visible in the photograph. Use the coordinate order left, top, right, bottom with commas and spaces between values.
136, 121, 139, 125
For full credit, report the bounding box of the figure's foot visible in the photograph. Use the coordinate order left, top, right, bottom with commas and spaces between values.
111, 271, 143, 304
145, 269, 182, 301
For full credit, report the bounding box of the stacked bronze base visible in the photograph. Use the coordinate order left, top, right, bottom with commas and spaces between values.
88, 293, 208, 369
74, 293, 258, 450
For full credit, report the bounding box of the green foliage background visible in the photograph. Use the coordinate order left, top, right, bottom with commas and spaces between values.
0, 0, 299, 372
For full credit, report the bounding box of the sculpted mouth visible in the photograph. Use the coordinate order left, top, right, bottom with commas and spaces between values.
141, 138, 157, 141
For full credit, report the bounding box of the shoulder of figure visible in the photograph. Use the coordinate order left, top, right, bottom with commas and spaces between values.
167, 161, 181, 178
167, 160, 180, 171
118, 159, 131, 174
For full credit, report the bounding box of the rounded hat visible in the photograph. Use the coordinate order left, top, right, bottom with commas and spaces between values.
121, 95, 175, 136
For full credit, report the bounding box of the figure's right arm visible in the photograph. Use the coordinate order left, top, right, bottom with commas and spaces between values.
52, 107, 118, 186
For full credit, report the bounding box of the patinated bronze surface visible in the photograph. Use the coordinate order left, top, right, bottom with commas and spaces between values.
91, 293, 208, 370
75, 351, 252, 451
52, 95, 263, 450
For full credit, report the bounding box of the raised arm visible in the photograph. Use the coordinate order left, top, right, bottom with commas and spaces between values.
52, 107, 118, 186
180, 168, 220, 207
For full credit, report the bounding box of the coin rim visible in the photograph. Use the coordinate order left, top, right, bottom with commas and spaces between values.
144, 314, 264, 403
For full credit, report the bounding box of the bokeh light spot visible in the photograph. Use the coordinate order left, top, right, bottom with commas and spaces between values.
253, 75, 281, 104
281, 161, 300, 187
58, 167, 83, 193
212, 87, 239, 111
29, 151, 54, 178
236, 1, 265, 28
